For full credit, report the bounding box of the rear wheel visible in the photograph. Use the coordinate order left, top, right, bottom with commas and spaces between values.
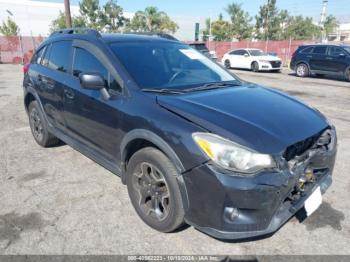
224, 59, 231, 69
345, 68, 350, 82
126, 147, 185, 233
251, 61, 259, 72
28, 101, 59, 147
296, 63, 309, 77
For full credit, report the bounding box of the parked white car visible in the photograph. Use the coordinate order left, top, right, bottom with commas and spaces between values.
222, 48, 282, 72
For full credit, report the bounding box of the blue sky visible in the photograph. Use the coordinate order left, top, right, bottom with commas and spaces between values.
35, 0, 350, 22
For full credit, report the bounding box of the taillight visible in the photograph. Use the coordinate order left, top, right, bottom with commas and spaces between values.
23, 63, 30, 74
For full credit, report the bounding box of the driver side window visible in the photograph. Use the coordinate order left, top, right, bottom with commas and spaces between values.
73, 47, 122, 94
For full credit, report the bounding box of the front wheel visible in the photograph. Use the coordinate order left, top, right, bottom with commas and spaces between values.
251, 61, 259, 72
126, 147, 185, 233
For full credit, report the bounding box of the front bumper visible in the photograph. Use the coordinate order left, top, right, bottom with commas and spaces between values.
182, 132, 337, 240
259, 61, 282, 71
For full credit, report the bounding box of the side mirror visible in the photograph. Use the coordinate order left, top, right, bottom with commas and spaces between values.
79, 73, 105, 90
244, 53, 249, 57
339, 53, 346, 58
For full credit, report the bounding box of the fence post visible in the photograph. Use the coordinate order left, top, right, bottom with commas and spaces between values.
18, 35, 24, 64
287, 37, 292, 68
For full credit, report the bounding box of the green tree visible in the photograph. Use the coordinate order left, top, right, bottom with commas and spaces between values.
287, 16, 322, 40
126, 7, 178, 33
226, 2, 253, 40
0, 17, 20, 36
99, 0, 127, 32
79, 0, 101, 29
255, 0, 281, 40
211, 14, 231, 41
323, 15, 338, 37
50, 0, 127, 33
49, 11, 87, 32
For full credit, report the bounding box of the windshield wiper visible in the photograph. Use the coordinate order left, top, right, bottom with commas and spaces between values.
141, 88, 184, 94
183, 82, 241, 93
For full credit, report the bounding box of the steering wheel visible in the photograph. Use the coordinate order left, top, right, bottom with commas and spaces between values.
168, 70, 188, 84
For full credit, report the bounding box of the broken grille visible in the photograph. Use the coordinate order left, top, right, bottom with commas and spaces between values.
283, 127, 330, 161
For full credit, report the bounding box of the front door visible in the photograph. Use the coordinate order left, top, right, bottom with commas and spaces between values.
326, 46, 349, 74
63, 43, 124, 160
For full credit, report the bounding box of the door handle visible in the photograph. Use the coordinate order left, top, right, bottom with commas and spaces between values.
64, 89, 75, 100
325, 57, 333, 60
307, 55, 313, 58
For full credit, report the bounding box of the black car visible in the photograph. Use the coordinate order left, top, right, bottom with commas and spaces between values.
189, 42, 217, 60
290, 44, 350, 81
23, 28, 337, 240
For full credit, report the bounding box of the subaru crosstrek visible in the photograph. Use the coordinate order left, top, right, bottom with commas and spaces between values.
23, 29, 337, 240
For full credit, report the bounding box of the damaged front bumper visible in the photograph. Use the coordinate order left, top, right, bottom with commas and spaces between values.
182, 127, 337, 240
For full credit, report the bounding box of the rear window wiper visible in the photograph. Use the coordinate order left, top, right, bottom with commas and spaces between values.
141, 88, 184, 94
183, 82, 241, 93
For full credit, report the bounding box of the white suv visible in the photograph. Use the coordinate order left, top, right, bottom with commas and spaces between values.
222, 48, 282, 72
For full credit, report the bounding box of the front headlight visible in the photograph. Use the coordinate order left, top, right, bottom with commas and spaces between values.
193, 133, 276, 174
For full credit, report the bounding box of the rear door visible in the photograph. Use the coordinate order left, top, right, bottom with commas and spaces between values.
327, 46, 348, 74
240, 50, 251, 69
309, 46, 328, 71
228, 49, 243, 68
35, 40, 73, 130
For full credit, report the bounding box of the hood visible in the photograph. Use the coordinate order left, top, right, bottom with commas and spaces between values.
157, 84, 328, 154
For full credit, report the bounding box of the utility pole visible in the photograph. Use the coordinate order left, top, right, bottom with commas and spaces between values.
320, 0, 328, 42
64, 0, 72, 28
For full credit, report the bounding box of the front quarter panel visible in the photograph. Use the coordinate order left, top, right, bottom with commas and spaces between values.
119, 92, 209, 173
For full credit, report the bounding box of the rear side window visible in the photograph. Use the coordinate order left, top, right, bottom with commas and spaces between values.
230, 50, 244, 55
312, 46, 327, 54
73, 47, 121, 93
31, 46, 46, 64
41, 44, 52, 67
329, 46, 345, 56
47, 41, 72, 73
300, 46, 314, 54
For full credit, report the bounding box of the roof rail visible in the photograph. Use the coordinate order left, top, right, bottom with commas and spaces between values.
127, 32, 179, 41
50, 28, 102, 38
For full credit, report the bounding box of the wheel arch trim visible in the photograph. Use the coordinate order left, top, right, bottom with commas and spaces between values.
120, 129, 185, 175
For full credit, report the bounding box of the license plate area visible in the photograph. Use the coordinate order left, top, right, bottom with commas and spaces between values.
304, 186, 322, 216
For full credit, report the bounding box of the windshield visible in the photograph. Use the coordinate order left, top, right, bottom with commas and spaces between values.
110, 42, 236, 90
249, 49, 267, 56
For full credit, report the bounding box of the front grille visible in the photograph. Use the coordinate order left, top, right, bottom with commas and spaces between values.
283, 128, 329, 161
270, 61, 281, 68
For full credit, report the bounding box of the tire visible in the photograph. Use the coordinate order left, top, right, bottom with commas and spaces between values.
296, 63, 309, 77
345, 68, 350, 82
251, 61, 259, 72
126, 147, 185, 233
28, 101, 60, 147
224, 59, 231, 69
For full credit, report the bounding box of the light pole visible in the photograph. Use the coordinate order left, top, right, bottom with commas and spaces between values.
6, 9, 24, 64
